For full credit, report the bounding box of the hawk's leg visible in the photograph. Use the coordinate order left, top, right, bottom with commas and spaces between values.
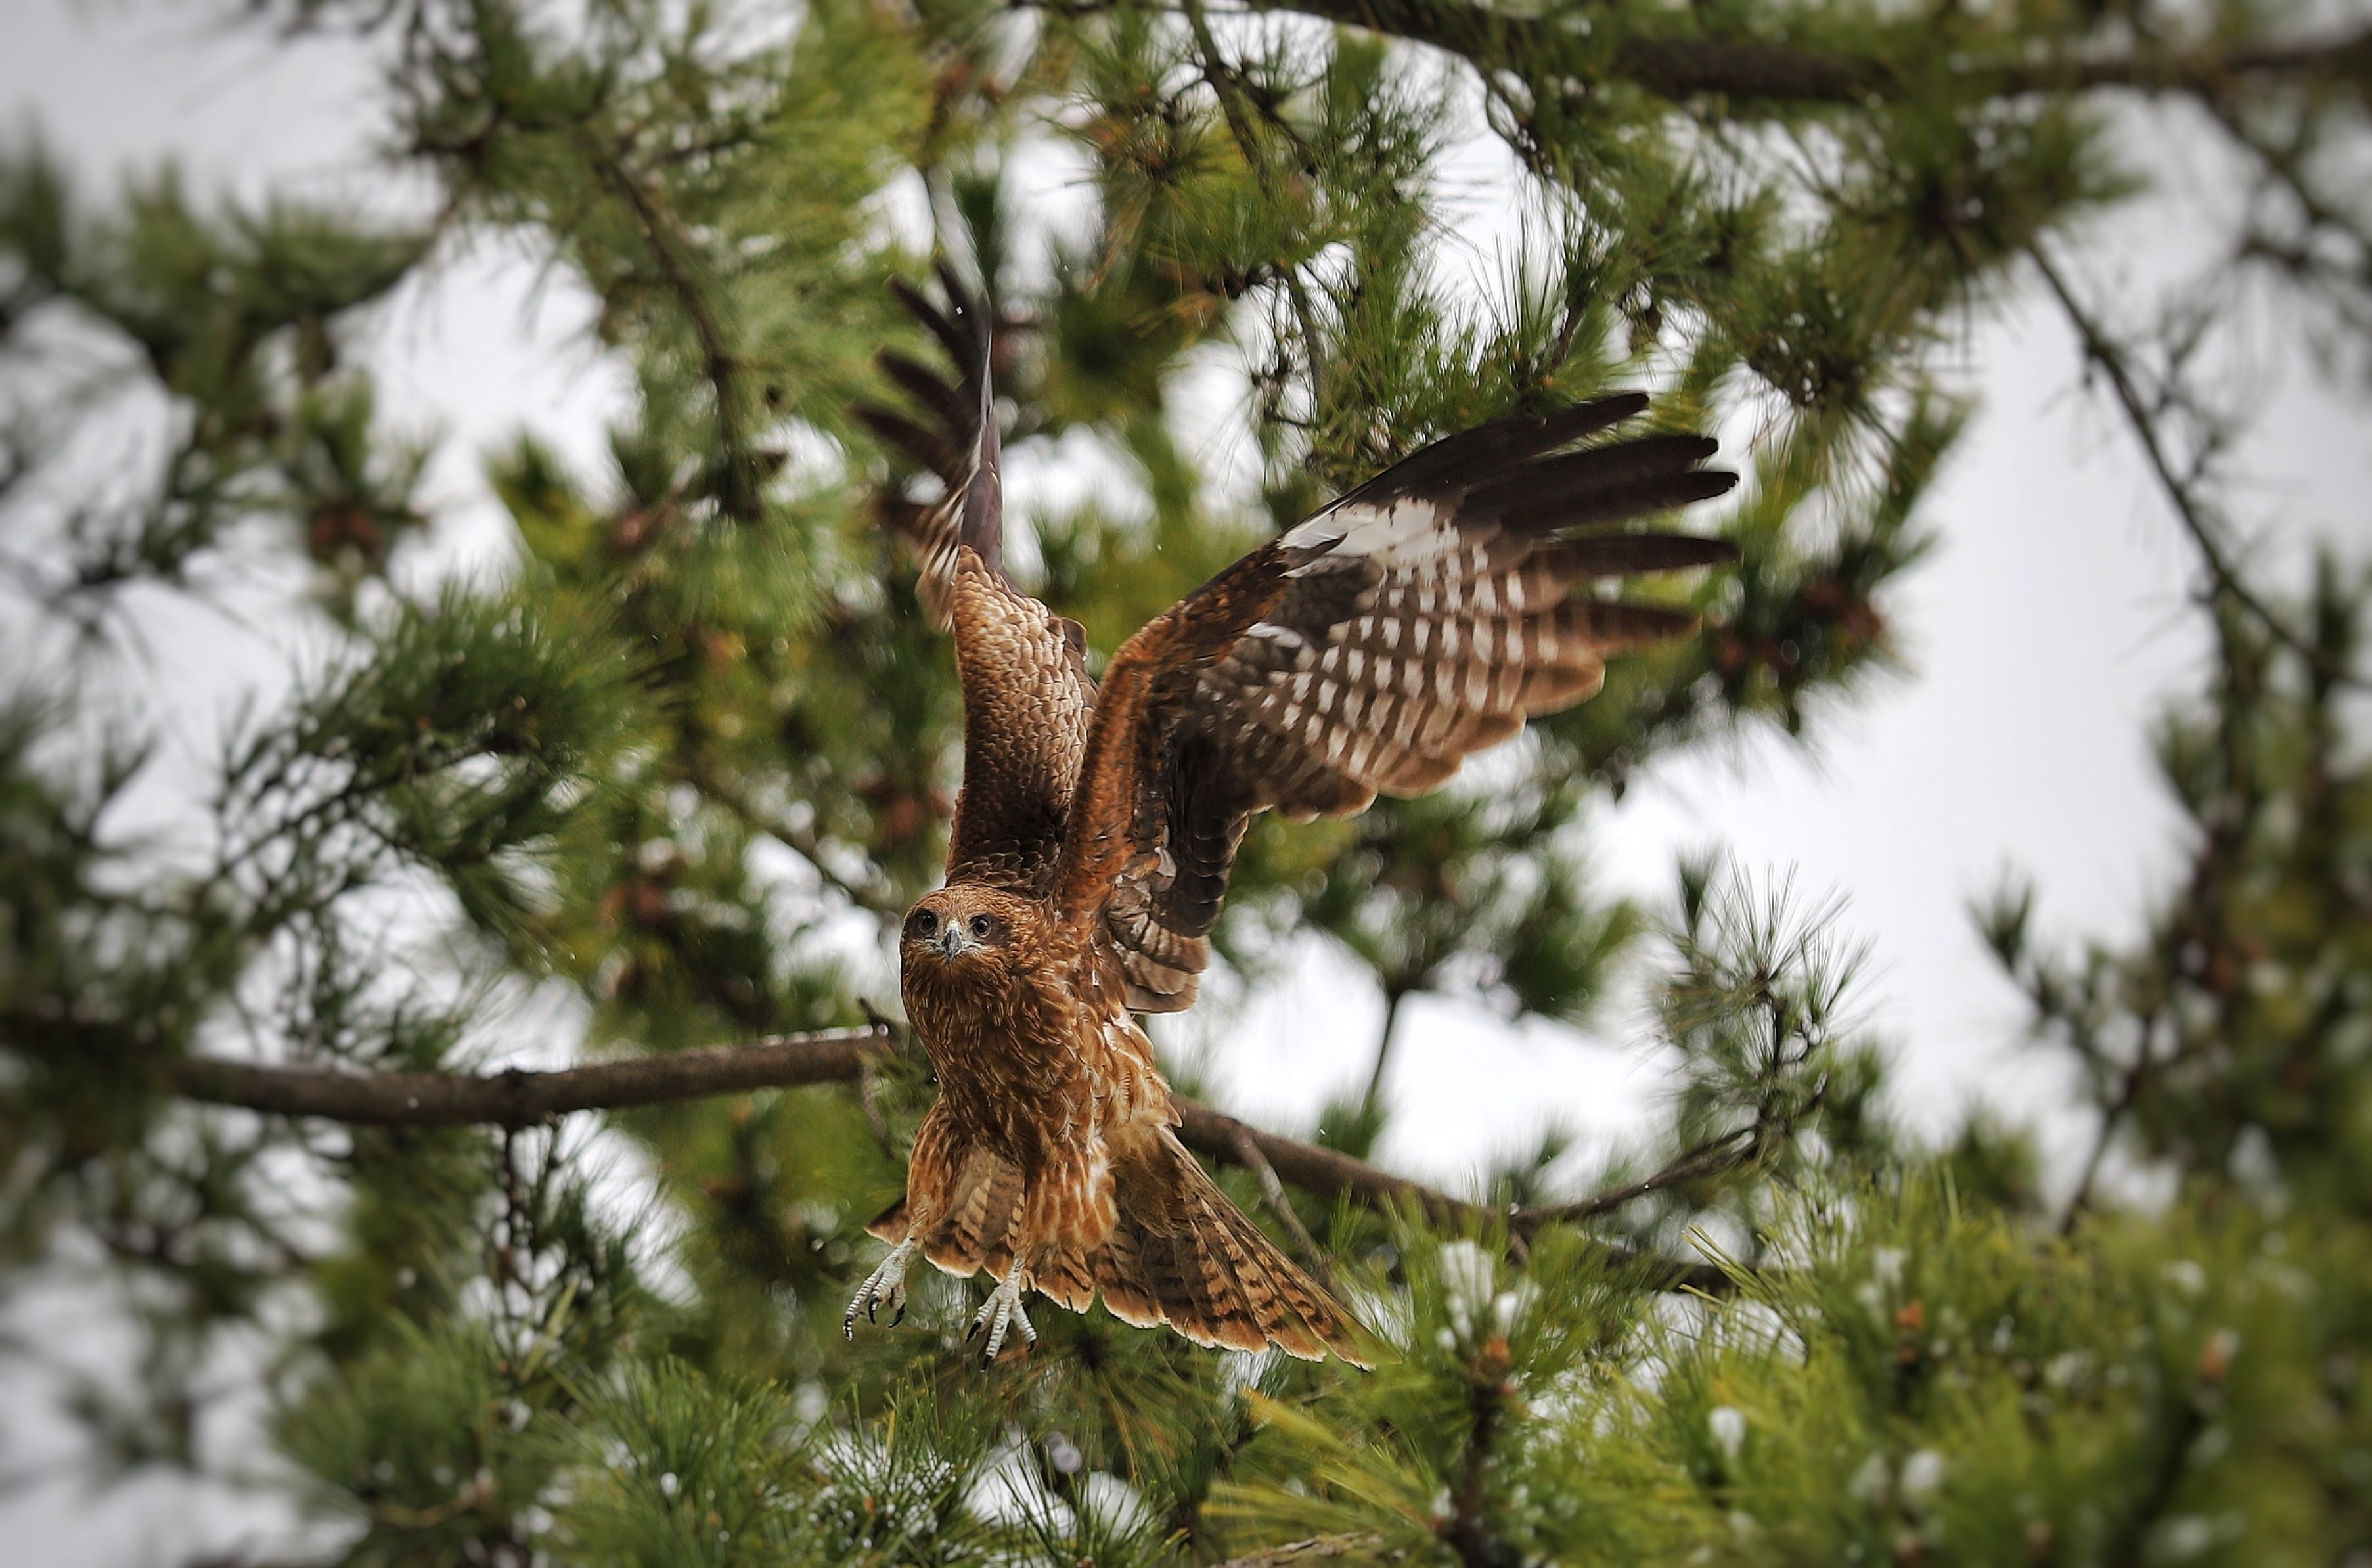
843, 1238, 918, 1338
966, 1257, 1037, 1365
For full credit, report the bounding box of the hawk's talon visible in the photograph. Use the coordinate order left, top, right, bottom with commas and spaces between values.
972, 1263, 1036, 1364
844, 1239, 917, 1340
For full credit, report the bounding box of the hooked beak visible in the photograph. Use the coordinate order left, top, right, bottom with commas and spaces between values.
936, 924, 968, 961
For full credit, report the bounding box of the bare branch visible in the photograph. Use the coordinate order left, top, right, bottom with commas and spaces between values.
1355, 986, 1407, 1128
162, 1028, 899, 1127
583, 133, 762, 524
686, 757, 905, 918
2059, 1011, 2159, 1234
2030, 242, 2366, 692
1524, 1125, 1760, 1224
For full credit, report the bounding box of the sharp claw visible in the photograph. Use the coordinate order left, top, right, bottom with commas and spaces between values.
965, 1316, 983, 1343
889, 1303, 905, 1328
845, 1239, 916, 1343
970, 1262, 1036, 1364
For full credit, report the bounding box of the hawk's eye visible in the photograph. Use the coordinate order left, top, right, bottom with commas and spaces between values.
969, 914, 997, 941
907, 908, 937, 940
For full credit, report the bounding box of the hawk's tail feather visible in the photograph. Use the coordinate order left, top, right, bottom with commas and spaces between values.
860, 1129, 1368, 1366
1090, 1130, 1372, 1366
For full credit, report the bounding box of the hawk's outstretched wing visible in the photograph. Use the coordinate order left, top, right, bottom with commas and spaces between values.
855, 273, 1094, 893
1053, 397, 1740, 1008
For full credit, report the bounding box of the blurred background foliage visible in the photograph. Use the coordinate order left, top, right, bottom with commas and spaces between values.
0, 0, 2367, 1560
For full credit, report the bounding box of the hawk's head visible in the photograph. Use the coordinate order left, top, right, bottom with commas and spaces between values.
899, 885, 1035, 977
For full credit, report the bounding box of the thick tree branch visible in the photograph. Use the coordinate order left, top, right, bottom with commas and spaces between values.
162, 1033, 1737, 1291
1230, 0, 1877, 99
1996, 28, 2372, 97
1232, 0, 2367, 108
161, 1029, 899, 1127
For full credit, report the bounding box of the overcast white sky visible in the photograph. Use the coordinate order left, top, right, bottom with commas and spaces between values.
2, 0, 2365, 1560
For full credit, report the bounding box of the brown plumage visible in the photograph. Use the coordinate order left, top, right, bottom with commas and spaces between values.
844, 269, 1740, 1365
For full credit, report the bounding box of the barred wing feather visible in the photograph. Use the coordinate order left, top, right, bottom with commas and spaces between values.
1069, 396, 1739, 1011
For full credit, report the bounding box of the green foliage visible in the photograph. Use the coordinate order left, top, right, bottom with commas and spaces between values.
1212, 1180, 2372, 1568
1, 0, 2367, 1561
1982, 563, 2372, 1221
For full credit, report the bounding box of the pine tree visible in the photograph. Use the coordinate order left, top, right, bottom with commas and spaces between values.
2, 0, 2367, 1562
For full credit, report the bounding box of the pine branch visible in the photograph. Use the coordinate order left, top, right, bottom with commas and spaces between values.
684, 757, 904, 918
1356, 985, 1406, 1127
1228, 1121, 1340, 1291
1184, 0, 1331, 422
1231, 0, 2368, 106
2060, 1009, 2161, 1233
161, 1028, 899, 1126
160, 1034, 1737, 1291
2029, 242, 2367, 693
1444, 1360, 1515, 1568
1525, 1125, 1760, 1224
1171, 1102, 1727, 1286
2105, 1381, 2213, 1568
1226, 0, 1874, 100
581, 132, 761, 524
1994, 27, 2372, 97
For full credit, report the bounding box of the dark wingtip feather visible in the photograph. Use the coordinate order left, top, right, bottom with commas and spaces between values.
853, 403, 964, 478
888, 274, 972, 373
1550, 533, 1742, 577
937, 260, 996, 372
1524, 466, 1741, 533
1534, 390, 1651, 449
1474, 432, 1726, 520
1337, 390, 1655, 503
873, 269, 1009, 581
876, 348, 970, 434
1583, 600, 1705, 650
957, 328, 1003, 575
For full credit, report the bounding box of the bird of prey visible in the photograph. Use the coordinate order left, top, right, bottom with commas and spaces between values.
845, 271, 1739, 1366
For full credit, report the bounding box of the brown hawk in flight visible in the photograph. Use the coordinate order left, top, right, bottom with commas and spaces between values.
845, 271, 1738, 1366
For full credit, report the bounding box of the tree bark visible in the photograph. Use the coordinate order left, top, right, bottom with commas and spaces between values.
162, 1032, 1737, 1292
1238, 0, 2369, 108
161, 1029, 895, 1128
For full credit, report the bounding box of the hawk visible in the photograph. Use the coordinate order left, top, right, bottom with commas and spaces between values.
844, 271, 1739, 1365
